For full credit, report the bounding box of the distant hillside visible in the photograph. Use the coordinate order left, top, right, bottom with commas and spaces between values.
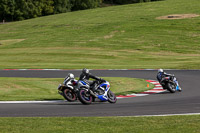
0, 0, 163, 22
0, 0, 199, 69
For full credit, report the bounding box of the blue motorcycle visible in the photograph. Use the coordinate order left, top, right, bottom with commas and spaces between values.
160, 75, 181, 93
77, 79, 117, 105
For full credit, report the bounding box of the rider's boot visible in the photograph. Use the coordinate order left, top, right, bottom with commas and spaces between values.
178, 87, 182, 92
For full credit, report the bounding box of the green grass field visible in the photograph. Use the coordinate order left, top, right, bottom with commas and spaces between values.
0, 77, 153, 101
0, 0, 199, 69
0, 0, 199, 131
0, 115, 199, 133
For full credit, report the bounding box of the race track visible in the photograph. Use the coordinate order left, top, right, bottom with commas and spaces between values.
0, 70, 199, 117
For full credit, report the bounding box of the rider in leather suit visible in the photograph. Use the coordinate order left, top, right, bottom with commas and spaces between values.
79, 68, 104, 92
157, 69, 182, 91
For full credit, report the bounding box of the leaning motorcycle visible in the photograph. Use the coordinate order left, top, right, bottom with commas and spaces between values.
160, 75, 177, 93
57, 74, 78, 101
77, 79, 117, 105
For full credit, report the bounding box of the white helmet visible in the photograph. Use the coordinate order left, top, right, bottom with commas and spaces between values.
68, 73, 74, 79
158, 69, 163, 73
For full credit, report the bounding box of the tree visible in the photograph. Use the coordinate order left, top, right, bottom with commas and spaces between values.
103, 0, 153, 5
0, 0, 16, 21
53, 0, 71, 14
38, 0, 54, 16
70, 0, 102, 11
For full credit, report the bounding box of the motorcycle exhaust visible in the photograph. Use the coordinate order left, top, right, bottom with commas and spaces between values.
90, 90, 98, 98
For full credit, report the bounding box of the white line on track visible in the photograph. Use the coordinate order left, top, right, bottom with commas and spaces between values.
0, 100, 68, 104
119, 113, 200, 117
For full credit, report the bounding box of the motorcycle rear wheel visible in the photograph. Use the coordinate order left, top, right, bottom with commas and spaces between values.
107, 90, 117, 103
78, 89, 92, 105
62, 88, 77, 102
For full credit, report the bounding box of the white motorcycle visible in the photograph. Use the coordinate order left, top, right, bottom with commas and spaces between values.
57, 73, 78, 101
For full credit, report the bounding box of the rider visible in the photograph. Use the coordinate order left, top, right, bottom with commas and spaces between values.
157, 69, 182, 91
64, 73, 77, 86
79, 68, 105, 93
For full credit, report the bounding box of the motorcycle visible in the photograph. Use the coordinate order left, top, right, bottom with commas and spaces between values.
77, 79, 117, 105
57, 74, 78, 101
160, 75, 177, 93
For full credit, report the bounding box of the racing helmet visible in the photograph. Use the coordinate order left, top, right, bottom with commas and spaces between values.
82, 68, 89, 74
158, 69, 163, 73
67, 73, 74, 79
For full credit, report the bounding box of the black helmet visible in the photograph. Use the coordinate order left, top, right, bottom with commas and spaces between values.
82, 68, 89, 74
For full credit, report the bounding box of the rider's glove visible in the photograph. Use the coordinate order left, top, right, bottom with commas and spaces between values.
100, 78, 106, 82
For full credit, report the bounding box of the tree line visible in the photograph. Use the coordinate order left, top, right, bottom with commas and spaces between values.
0, 0, 163, 22
104, 0, 163, 5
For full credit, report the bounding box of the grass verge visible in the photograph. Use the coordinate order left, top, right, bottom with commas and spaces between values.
0, 115, 199, 133
0, 77, 153, 101
0, 0, 200, 69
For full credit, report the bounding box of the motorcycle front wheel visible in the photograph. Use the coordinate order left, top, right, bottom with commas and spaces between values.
62, 88, 77, 102
167, 82, 176, 93
78, 89, 92, 105
107, 90, 117, 103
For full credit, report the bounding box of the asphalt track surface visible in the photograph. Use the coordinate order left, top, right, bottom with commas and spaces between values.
0, 70, 199, 117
